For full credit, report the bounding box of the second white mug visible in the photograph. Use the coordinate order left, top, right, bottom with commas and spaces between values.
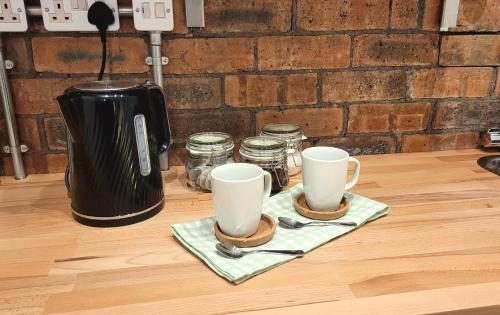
211, 163, 272, 237
302, 147, 361, 211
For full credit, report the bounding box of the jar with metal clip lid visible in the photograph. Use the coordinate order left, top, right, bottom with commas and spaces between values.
239, 136, 289, 194
260, 123, 305, 176
185, 132, 234, 191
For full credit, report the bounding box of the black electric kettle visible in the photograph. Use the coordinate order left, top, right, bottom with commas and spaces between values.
57, 80, 171, 227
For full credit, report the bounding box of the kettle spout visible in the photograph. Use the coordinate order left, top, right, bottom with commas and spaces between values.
56, 94, 68, 102
56, 93, 79, 142
56, 94, 69, 111
56, 94, 72, 123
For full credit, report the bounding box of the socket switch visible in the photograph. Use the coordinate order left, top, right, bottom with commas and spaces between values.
0, 0, 28, 32
132, 0, 174, 31
70, 0, 87, 10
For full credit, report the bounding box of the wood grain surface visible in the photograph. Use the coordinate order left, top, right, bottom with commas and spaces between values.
1, 149, 500, 315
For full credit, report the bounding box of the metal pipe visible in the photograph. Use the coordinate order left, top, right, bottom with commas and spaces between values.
117, 7, 133, 16
149, 31, 163, 88
149, 31, 169, 170
26, 7, 42, 16
27, 6, 134, 17
0, 34, 26, 179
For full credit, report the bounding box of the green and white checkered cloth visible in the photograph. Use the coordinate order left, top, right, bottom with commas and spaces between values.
172, 184, 389, 284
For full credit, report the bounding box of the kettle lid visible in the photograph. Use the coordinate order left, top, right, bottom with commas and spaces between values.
72, 80, 140, 92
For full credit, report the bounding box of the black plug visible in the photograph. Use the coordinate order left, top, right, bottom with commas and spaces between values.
87, 2, 115, 80
88, 2, 115, 42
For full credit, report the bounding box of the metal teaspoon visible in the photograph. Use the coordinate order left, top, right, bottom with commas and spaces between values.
278, 217, 358, 229
215, 243, 304, 259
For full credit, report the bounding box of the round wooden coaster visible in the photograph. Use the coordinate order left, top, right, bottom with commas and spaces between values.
294, 192, 349, 220
214, 214, 276, 248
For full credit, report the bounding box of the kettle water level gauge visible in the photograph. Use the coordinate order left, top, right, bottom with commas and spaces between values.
134, 114, 152, 176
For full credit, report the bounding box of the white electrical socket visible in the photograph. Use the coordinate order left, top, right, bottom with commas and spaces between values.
40, 0, 120, 31
0, 0, 28, 32
132, 0, 173, 31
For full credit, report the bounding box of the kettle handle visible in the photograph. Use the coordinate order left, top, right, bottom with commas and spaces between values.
146, 83, 172, 154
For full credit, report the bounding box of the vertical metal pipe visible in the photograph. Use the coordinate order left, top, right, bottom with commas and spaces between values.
0, 34, 26, 179
149, 31, 169, 170
149, 31, 163, 88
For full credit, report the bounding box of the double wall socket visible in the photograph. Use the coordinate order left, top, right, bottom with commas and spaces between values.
132, 0, 174, 31
0, 0, 28, 32
40, 0, 120, 31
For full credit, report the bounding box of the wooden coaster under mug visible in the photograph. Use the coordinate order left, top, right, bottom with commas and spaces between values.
294, 192, 349, 220
214, 214, 276, 248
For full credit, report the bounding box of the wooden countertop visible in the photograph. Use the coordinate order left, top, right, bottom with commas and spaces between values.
1, 149, 500, 314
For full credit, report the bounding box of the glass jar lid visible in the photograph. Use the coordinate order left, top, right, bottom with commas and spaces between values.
186, 132, 234, 153
261, 123, 303, 140
240, 136, 287, 159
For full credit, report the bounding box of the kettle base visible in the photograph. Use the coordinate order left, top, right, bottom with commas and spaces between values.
72, 199, 164, 227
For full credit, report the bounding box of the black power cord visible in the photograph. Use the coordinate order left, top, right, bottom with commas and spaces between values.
87, 2, 115, 81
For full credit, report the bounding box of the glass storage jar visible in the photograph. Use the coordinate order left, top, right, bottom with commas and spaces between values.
239, 136, 289, 194
186, 132, 234, 191
260, 123, 305, 176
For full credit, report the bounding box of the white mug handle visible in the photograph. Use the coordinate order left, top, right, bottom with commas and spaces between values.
345, 157, 360, 190
263, 171, 272, 202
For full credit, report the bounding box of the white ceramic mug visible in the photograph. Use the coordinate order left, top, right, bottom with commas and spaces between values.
211, 163, 272, 237
302, 147, 361, 211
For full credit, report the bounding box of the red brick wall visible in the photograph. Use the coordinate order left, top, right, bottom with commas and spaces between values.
1, 0, 499, 175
